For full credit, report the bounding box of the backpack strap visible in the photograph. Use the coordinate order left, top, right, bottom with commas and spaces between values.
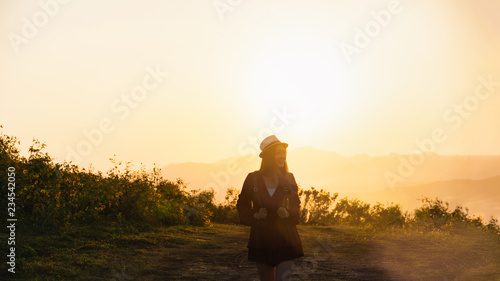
282, 173, 296, 208
252, 171, 262, 207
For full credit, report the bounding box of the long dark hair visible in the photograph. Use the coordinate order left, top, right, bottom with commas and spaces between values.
259, 145, 289, 177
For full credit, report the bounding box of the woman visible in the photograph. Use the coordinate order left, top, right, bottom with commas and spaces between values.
237, 135, 304, 281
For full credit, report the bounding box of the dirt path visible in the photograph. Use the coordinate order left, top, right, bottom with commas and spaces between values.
111, 223, 499, 281
111, 224, 398, 281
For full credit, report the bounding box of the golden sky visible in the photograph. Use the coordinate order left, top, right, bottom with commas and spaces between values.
1, 0, 500, 172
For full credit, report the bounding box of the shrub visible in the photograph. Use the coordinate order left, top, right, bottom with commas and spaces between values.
369, 202, 406, 228
299, 187, 338, 225
181, 188, 215, 227
330, 197, 371, 225
212, 187, 239, 224
0, 128, 218, 228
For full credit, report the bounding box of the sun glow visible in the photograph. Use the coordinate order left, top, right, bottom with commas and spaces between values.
246, 28, 358, 134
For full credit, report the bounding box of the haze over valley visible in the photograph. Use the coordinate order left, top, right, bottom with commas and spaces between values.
162, 147, 500, 220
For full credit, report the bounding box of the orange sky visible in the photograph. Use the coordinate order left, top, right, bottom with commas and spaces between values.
1, 0, 500, 172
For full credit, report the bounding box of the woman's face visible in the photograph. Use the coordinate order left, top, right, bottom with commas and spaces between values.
274, 145, 287, 168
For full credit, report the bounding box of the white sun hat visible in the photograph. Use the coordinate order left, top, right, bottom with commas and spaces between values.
259, 135, 288, 158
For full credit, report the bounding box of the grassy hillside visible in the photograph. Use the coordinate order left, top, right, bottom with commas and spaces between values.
4, 222, 499, 280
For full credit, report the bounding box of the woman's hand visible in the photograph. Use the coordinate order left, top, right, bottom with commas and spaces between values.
277, 207, 289, 219
253, 208, 267, 220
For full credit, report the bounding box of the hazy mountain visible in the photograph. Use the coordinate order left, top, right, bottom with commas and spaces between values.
352, 175, 500, 220
161, 147, 500, 210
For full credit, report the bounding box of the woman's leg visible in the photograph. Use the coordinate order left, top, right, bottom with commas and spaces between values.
275, 260, 293, 281
256, 262, 275, 281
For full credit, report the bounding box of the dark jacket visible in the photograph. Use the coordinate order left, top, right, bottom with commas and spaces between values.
236, 171, 303, 251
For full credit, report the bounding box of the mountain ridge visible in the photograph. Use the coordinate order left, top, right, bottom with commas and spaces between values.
161, 147, 500, 207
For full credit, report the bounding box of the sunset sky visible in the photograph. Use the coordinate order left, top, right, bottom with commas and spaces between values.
1, 0, 500, 172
